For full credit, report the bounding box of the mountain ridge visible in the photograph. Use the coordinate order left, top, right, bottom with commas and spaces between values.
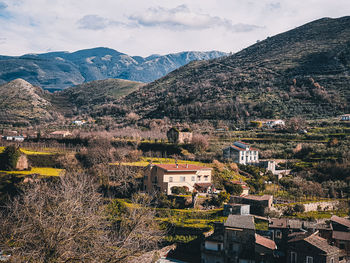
0, 48, 227, 90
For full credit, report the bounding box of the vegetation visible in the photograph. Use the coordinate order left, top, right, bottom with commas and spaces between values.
0, 146, 21, 170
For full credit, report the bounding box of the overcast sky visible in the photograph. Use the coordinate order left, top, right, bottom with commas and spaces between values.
0, 0, 349, 57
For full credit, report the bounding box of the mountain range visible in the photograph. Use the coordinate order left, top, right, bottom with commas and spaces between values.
0, 48, 226, 90
1, 16, 350, 125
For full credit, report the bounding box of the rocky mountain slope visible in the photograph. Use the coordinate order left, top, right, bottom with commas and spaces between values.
117, 16, 350, 121
0, 79, 60, 125
0, 48, 226, 90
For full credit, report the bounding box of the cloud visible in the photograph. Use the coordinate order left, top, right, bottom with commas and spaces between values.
77, 15, 112, 30
129, 5, 262, 32
0, 1, 7, 9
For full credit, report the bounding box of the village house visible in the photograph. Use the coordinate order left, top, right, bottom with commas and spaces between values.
223, 141, 259, 165
49, 131, 72, 139
287, 232, 340, 263
331, 216, 350, 261
223, 203, 250, 216
143, 163, 212, 195
72, 120, 86, 126
231, 194, 273, 215
340, 114, 350, 121
167, 127, 193, 144
202, 215, 277, 263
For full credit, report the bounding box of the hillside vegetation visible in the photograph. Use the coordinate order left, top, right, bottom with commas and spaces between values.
117, 16, 350, 121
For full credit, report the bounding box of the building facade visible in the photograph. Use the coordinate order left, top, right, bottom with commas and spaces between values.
223, 141, 259, 165
143, 163, 212, 195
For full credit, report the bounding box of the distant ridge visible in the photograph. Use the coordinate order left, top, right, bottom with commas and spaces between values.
116, 16, 350, 121
0, 48, 227, 90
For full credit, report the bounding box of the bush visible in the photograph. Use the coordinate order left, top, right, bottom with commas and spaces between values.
171, 186, 190, 195
294, 204, 305, 213
0, 146, 21, 170
224, 182, 243, 195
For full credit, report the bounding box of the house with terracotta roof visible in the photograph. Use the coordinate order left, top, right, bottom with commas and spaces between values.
255, 233, 277, 263
287, 232, 340, 263
143, 163, 212, 195
331, 216, 350, 261
223, 141, 259, 165
49, 130, 72, 139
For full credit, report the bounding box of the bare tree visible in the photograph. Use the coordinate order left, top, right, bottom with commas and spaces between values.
0, 173, 162, 262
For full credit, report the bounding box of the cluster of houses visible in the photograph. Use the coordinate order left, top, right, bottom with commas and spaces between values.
202, 215, 350, 263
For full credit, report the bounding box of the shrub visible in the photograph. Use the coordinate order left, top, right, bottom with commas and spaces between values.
0, 146, 21, 171
171, 186, 190, 195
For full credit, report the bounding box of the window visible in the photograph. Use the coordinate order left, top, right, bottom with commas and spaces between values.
197, 176, 201, 181
204, 176, 208, 181
169, 177, 173, 182
144, 176, 148, 180
217, 244, 222, 251
306, 256, 313, 263
275, 230, 282, 239
291, 252, 297, 263
339, 242, 345, 249
241, 155, 244, 160
191, 176, 195, 181
180, 176, 185, 182
330, 257, 334, 263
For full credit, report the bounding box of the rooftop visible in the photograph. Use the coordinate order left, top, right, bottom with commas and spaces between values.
289, 233, 339, 254
241, 195, 272, 201
331, 215, 350, 229
224, 215, 255, 230
269, 218, 288, 229
154, 163, 211, 172
255, 234, 276, 250
333, 231, 350, 241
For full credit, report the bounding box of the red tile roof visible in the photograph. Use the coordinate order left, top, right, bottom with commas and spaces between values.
331, 215, 350, 229
154, 163, 211, 172
255, 234, 276, 250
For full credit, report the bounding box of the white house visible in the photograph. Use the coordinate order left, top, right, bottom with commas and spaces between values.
340, 114, 350, 121
264, 119, 285, 128
223, 141, 259, 165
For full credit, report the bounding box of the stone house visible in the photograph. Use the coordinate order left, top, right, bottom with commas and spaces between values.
223, 141, 259, 165
331, 216, 350, 261
167, 128, 193, 144
143, 163, 212, 195
231, 194, 273, 215
223, 203, 250, 216
287, 232, 340, 263
202, 215, 277, 263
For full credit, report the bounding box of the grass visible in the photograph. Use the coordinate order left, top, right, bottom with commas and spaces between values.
291, 210, 349, 220
0, 147, 56, 155
0, 167, 64, 177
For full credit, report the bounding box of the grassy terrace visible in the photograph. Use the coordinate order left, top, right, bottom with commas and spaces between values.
0, 147, 58, 155
0, 167, 64, 177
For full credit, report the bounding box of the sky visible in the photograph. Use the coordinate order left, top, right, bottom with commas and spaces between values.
0, 0, 350, 57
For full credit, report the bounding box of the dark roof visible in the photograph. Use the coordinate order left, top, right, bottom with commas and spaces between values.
224, 215, 255, 230
255, 234, 276, 250
289, 233, 339, 254
333, 231, 350, 241
331, 216, 350, 229
269, 218, 288, 229
305, 234, 339, 254
206, 232, 224, 242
